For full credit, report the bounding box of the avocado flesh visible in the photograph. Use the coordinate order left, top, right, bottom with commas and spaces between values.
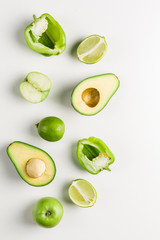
7, 141, 56, 186
72, 74, 120, 115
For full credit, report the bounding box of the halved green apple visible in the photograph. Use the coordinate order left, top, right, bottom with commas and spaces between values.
19, 72, 52, 103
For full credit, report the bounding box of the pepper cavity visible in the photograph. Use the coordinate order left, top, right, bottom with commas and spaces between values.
82, 144, 110, 171
24, 13, 66, 56
77, 137, 115, 174
32, 15, 48, 39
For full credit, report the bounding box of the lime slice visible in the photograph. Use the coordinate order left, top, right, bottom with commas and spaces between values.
77, 35, 107, 64
68, 179, 97, 207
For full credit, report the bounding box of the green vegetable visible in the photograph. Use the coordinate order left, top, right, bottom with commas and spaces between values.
32, 197, 63, 228
24, 13, 66, 56
77, 137, 115, 174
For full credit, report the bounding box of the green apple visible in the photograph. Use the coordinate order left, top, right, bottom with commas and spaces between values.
19, 72, 52, 103
32, 197, 63, 228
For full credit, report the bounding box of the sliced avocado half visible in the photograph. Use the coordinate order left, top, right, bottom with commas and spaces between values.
71, 74, 120, 115
7, 141, 56, 187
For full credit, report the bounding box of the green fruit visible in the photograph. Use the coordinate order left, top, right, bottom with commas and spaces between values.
77, 35, 107, 64
37, 116, 65, 141
68, 179, 97, 208
71, 73, 120, 116
7, 141, 56, 186
32, 197, 63, 228
19, 72, 52, 103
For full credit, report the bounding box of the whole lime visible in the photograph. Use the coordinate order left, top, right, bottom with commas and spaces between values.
36, 116, 65, 141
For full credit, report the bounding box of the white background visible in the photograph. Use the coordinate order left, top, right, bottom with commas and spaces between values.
0, 0, 160, 239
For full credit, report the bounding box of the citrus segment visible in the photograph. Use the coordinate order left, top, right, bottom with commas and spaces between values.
77, 35, 107, 64
68, 179, 97, 207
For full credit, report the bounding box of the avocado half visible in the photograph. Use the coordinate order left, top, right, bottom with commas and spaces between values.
71, 74, 120, 115
7, 141, 56, 187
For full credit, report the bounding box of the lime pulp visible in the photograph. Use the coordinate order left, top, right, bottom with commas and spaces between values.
68, 179, 97, 207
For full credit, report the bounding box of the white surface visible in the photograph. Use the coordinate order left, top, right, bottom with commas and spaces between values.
0, 0, 160, 239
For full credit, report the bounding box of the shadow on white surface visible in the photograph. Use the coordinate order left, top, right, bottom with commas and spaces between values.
61, 181, 73, 204
20, 202, 35, 226
70, 40, 83, 57
0, 144, 20, 180
53, 84, 75, 109
15, 20, 32, 51
28, 122, 39, 139
71, 142, 84, 171
11, 76, 25, 100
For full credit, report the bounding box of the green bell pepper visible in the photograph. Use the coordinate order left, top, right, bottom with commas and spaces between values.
77, 137, 115, 174
24, 13, 66, 56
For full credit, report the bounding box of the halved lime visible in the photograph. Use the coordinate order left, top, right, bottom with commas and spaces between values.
68, 179, 97, 207
77, 35, 107, 64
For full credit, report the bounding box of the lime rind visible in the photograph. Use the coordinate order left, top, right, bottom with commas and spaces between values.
77, 35, 107, 64
68, 179, 97, 208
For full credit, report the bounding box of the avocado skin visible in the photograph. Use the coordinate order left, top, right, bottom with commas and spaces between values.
7, 141, 56, 187
71, 73, 120, 116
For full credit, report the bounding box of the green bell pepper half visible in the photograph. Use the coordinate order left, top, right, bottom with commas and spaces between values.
77, 137, 115, 174
24, 13, 66, 56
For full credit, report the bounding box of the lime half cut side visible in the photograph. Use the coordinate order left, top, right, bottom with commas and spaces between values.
68, 179, 97, 207
77, 35, 107, 64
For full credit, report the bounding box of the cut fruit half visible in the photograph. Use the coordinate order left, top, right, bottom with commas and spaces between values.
72, 73, 120, 115
19, 72, 52, 103
68, 179, 97, 208
7, 141, 56, 186
77, 35, 107, 64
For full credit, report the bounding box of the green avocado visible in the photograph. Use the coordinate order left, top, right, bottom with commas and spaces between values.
7, 141, 56, 187
71, 73, 120, 116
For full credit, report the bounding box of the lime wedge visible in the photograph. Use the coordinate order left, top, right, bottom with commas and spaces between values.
77, 35, 107, 64
68, 179, 97, 207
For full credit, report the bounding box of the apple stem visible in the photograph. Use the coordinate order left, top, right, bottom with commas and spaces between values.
35, 123, 39, 128
45, 211, 51, 216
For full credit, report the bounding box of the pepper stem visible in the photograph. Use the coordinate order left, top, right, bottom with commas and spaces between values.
33, 14, 38, 22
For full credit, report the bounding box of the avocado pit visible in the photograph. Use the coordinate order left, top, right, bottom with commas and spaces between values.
26, 158, 46, 178
81, 88, 100, 108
